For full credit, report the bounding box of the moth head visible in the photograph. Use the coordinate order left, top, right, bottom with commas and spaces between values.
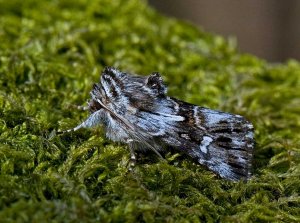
99, 66, 126, 99
89, 67, 126, 112
144, 72, 167, 96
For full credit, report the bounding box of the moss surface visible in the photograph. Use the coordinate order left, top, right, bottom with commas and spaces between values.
0, 0, 300, 222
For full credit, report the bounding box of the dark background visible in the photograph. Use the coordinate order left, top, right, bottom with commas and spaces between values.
149, 0, 300, 62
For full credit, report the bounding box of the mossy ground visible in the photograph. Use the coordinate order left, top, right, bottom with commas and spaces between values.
0, 0, 300, 222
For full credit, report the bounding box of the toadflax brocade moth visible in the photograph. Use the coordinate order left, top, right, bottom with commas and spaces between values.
64, 67, 254, 181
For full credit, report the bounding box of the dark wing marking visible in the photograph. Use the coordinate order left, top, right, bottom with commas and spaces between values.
193, 106, 254, 181
134, 97, 254, 181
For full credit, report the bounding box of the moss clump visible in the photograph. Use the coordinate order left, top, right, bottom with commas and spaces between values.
0, 0, 300, 222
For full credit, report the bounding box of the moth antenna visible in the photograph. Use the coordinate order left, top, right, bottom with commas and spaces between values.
65, 103, 89, 111
76, 105, 89, 111
118, 122, 164, 159
57, 122, 85, 134
133, 132, 164, 159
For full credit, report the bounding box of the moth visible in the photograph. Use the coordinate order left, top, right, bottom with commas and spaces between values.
63, 67, 254, 181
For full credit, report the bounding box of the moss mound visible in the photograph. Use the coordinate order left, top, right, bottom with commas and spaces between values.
0, 0, 300, 222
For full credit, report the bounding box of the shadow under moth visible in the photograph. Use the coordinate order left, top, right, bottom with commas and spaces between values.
63, 67, 254, 181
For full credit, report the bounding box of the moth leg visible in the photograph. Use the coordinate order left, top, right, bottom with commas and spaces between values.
75, 105, 89, 111
58, 110, 102, 134
126, 139, 137, 171
67, 104, 89, 111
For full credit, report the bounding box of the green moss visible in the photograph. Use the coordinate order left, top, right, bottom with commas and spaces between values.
0, 0, 300, 222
